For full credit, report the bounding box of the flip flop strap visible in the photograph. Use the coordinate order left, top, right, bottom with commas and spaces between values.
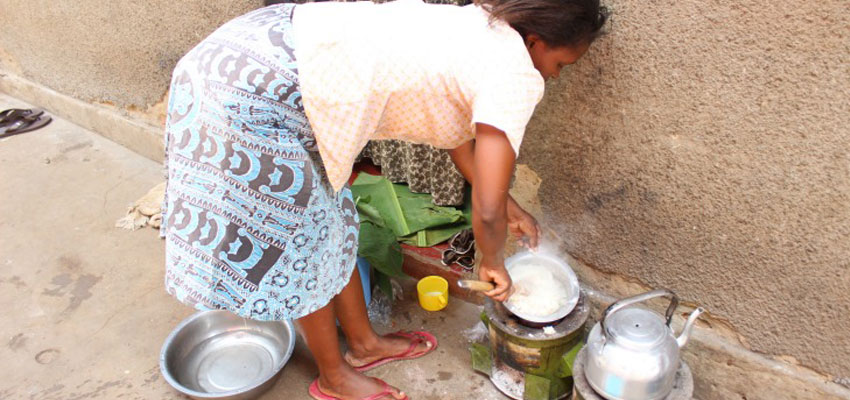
0, 118, 25, 135
362, 379, 398, 400
0, 108, 41, 125
391, 331, 427, 358
0, 109, 26, 124
312, 378, 403, 400
1, 115, 50, 137
0, 109, 14, 122
349, 330, 434, 370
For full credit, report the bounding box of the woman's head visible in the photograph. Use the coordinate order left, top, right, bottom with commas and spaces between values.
477, 0, 608, 79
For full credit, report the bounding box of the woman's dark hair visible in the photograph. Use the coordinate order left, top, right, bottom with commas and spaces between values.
476, 0, 608, 48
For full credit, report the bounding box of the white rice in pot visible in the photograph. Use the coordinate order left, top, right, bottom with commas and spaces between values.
506, 263, 569, 318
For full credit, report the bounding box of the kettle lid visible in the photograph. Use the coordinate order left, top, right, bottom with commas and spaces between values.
607, 308, 669, 349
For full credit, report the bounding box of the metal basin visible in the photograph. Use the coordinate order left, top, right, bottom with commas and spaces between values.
160, 310, 296, 400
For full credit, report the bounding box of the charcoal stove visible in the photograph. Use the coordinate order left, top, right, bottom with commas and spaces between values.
472, 291, 589, 400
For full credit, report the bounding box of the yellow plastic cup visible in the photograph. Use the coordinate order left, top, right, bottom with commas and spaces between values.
417, 276, 449, 311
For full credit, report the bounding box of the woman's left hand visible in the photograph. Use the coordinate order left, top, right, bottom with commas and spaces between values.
507, 197, 541, 250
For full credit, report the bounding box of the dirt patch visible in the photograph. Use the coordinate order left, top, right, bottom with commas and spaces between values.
8, 333, 27, 351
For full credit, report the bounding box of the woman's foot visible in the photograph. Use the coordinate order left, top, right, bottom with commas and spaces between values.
344, 331, 437, 370
314, 367, 406, 400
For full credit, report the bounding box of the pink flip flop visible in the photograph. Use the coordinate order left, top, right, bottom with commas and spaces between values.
348, 331, 439, 372
309, 378, 409, 400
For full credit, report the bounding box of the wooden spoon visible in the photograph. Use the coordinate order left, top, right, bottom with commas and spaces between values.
457, 279, 495, 292
457, 279, 528, 297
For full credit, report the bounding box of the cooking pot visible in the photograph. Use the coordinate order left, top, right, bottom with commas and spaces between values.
503, 251, 580, 325
585, 289, 704, 400
457, 251, 580, 326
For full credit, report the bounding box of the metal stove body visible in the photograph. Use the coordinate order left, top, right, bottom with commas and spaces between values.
475, 292, 589, 400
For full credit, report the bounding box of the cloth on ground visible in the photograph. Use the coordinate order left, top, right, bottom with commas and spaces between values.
115, 182, 165, 230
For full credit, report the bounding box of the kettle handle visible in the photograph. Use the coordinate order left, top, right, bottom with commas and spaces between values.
601, 289, 679, 339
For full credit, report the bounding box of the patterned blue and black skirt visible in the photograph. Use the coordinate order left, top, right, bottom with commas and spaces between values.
161, 4, 359, 321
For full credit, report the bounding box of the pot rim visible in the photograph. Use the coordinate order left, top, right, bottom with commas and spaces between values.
504, 251, 581, 324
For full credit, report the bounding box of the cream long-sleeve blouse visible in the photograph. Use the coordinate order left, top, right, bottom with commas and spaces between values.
292, 0, 545, 191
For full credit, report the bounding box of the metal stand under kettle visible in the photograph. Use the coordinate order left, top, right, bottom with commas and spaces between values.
585, 289, 704, 400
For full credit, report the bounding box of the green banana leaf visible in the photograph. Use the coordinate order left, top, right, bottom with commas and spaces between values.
469, 343, 492, 376
354, 198, 404, 298
352, 173, 472, 297
524, 374, 552, 400
398, 197, 472, 247
357, 221, 404, 278
352, 173, 471, 247
351, 173, 465, 237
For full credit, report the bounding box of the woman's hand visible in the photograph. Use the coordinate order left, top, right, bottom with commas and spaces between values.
478, 259, 512, 302
507, 197, 541, 250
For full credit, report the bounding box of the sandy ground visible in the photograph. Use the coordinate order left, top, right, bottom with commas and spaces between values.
0, 93, 508, 400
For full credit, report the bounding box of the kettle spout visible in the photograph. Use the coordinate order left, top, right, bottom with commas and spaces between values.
676, 307, 705, 348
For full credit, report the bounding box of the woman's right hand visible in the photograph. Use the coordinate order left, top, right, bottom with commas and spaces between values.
507, 198, 541, 250
478, 259, 512, 302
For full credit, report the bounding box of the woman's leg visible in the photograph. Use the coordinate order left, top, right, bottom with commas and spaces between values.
297, 301, 405, 399
333, 268, 433, 367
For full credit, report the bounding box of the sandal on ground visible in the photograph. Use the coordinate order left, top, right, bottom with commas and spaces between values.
0, 114, 52, 139
346, 331, 438, 372
0, 108, 43, 127
448, 229, 474, 254
308, 378, 408, 400
442, 229, 476, 271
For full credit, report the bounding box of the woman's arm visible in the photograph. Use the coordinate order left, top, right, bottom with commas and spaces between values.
447, 124, 519, 301
450, 129, 542, 251
471, 123, 514, 301
448, 140, 476, 184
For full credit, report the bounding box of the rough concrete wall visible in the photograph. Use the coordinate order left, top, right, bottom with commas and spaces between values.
522, 0, 850, 379
1, 0, 848, 386
0, 0, 263, 125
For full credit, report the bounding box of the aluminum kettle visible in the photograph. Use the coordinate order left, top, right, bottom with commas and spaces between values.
585, 289, 704, 400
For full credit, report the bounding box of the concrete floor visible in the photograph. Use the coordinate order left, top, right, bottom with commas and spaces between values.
0, 93, 508, 400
